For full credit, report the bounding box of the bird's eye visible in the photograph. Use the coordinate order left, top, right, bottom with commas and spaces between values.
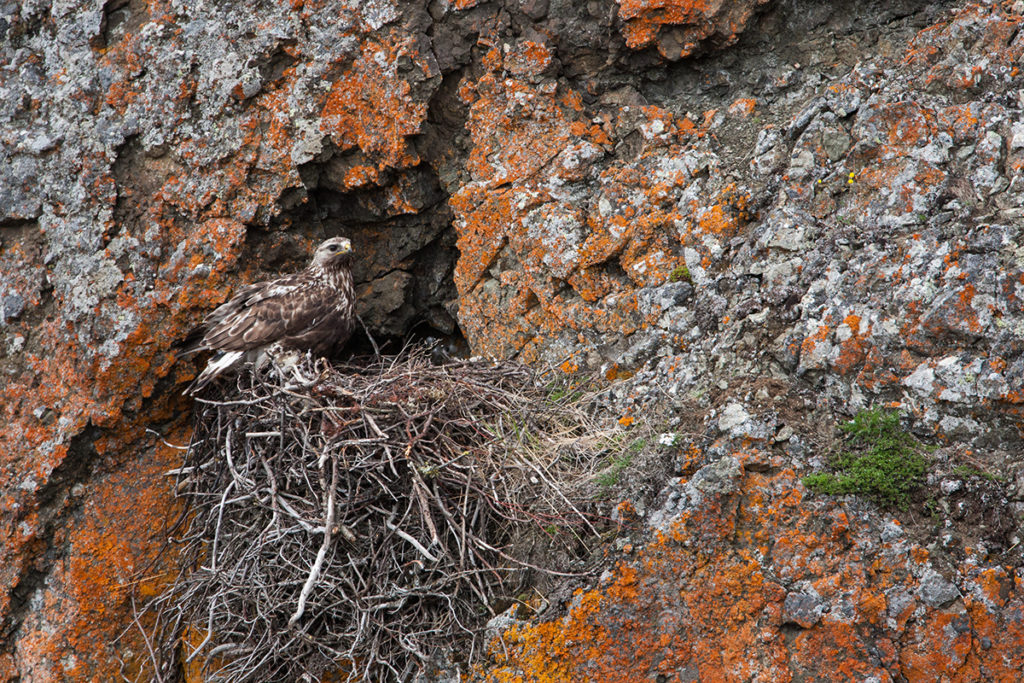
328, 245, 337, 251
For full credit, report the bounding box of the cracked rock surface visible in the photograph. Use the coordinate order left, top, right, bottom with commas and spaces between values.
1, 0, 1022, 680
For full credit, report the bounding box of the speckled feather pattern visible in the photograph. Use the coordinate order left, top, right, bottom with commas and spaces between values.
183, 238, 356, 390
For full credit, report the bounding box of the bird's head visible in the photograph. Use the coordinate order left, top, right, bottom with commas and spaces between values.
310, 237, 353, 268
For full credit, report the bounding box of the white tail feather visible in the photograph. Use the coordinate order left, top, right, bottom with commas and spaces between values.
186, 350, 245, 394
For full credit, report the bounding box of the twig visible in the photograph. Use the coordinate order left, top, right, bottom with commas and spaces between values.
288, 455, 338, 628
385, 517, 440, 563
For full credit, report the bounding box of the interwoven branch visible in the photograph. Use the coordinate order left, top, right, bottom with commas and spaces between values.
147, 348, 608, 682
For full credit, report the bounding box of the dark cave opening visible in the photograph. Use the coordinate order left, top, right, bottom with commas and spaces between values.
255, 143, 466, 361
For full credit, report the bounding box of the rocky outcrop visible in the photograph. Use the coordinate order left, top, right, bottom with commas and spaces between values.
1, 0, 1021, 680
2, 1, 454, 677
454, 0, 1024, 450
486, 390, 1024, 681
486, 452, 1024, 681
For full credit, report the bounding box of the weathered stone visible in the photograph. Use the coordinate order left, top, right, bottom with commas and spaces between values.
484, 448, 1024, 682
782, 590, 823, 628
4, 0, 1024, 680
617, 0, 771, 60
917, 568, 961, 609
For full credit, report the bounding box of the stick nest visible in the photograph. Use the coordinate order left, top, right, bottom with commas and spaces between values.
150, 348, 605, 682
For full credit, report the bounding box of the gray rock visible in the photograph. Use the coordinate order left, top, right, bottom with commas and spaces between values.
648, 456, 743, 530
0, 293, 25, 324
690, 456, 743, 496
782, 591, 823, 628
821, 126, 851, 161
918, 568, 961, 608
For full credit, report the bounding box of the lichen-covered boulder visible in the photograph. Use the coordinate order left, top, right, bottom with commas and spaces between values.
617, 0, 772, 60
454, 1, 1024, 451
486, 446, 1024, 682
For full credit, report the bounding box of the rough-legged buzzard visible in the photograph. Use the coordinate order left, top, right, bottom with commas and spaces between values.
180, 236, 356, 393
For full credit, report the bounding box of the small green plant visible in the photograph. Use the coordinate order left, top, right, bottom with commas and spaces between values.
545, 375, 589, 404
802, 471, 840, 492
669, 265, 691, 283
595, 452, 634, 488
627, 437, 647, 454
548, 386, 569, 402
594, 437, 647, 490
802, 408, 928, 510
951, 465, 1005, 482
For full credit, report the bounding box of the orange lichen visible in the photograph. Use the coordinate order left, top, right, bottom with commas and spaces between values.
451, 94, 736, 351
0, 214, 249, 680
617, 0, 769, 59
505, 41, 554, 77
11, 421, 187, 681
453, 72, 702, 356
800, 323, 830, 356
483, 451, 1024, 681
834, 313, 872, 375
728, 97, 756, 116
320, 34, 428, 175
0, 7, 351, 670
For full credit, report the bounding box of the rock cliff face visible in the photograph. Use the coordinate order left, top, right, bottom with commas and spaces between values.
1, 0, 1022, 680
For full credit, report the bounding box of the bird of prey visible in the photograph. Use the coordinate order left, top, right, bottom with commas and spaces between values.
180, 236, 356, 393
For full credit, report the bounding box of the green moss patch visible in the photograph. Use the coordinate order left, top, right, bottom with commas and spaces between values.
669, 265, 691, 283
803, 408, 929, 510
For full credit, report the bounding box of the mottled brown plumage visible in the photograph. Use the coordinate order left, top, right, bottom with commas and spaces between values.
181, 237, 356, 393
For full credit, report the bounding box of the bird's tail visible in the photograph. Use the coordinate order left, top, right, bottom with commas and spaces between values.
184, 350, 244, 395
175, 320, 211, 357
